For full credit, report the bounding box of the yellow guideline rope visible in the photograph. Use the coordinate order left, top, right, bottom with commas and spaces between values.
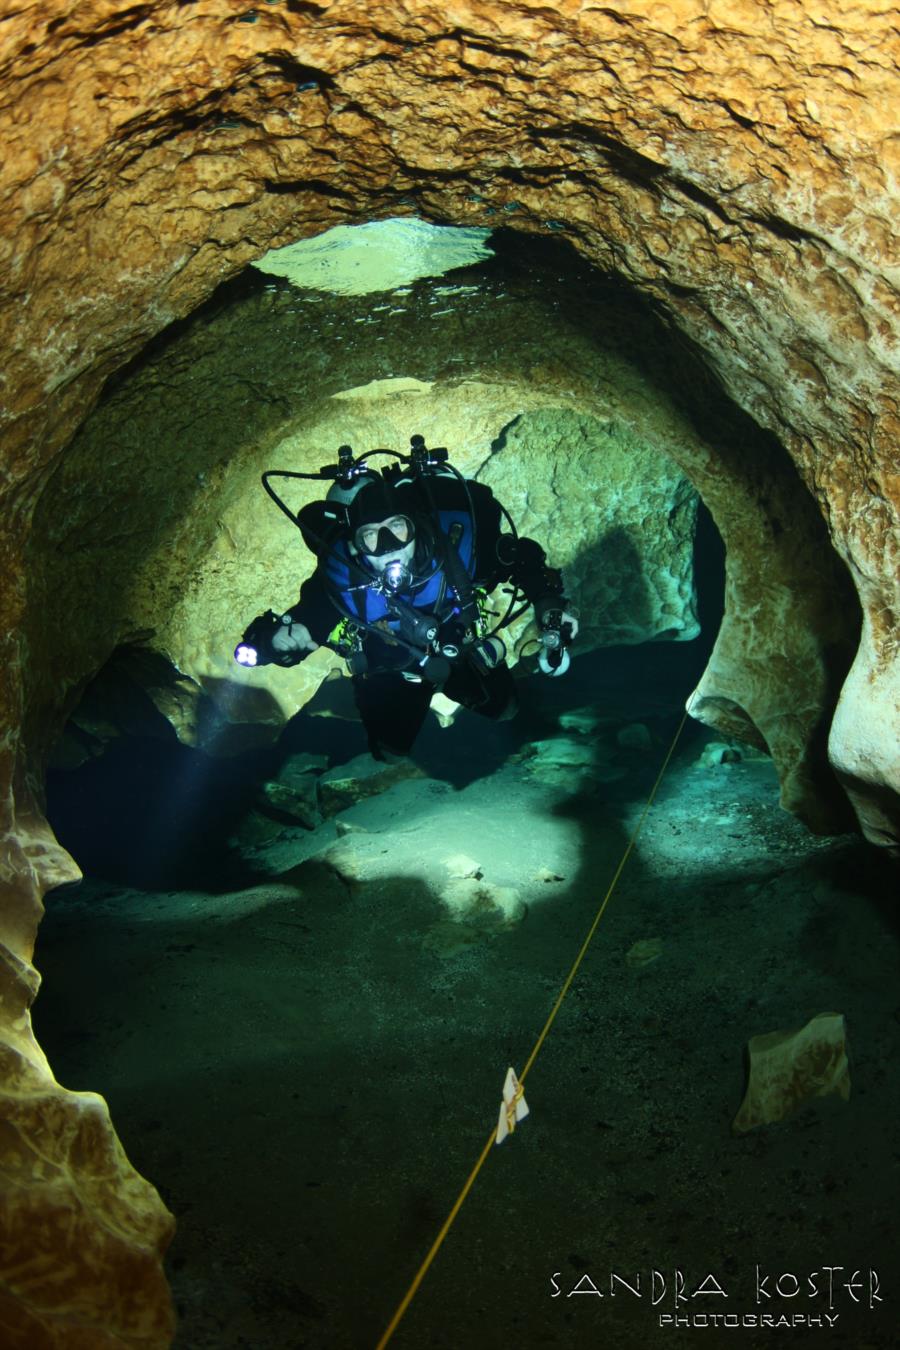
374, 709, 690, 1350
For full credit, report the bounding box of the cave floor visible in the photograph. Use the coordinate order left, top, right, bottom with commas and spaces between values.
34, 648, 899, 1350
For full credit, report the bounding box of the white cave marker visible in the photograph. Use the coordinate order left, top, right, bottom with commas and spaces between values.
495, 1067, 529, 1145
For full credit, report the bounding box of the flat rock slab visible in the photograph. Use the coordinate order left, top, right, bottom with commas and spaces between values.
318, 753, 427, 817
733, 1011, 851, 1133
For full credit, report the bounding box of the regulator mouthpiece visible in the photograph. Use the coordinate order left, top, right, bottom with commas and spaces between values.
381, 560, 413, 593
235, 644, 259, 667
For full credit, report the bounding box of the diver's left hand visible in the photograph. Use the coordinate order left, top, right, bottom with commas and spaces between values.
540, 609, 579, 642
535, 597, 579, 642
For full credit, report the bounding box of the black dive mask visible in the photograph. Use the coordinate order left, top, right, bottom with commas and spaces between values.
370, 526, 406, 557
352, 514, 415, 558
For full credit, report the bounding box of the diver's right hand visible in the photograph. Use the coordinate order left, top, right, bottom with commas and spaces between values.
271, 620, 319, 660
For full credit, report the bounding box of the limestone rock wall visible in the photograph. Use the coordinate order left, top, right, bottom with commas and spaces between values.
476, 406, 701, 648
0, 786, 176, 1348
0, 1, 897, 1343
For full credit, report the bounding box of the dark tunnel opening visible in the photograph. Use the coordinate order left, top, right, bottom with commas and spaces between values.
40, 418, 724, 903
40, 223, 741, 893
42, 486, 727, 892
30, 225, 897, 1350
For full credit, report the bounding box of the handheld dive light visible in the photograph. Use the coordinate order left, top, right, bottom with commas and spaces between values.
234, 610, 295, 668
235, 643, 259, 668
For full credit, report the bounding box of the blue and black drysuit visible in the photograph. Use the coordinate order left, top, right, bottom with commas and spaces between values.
283, 473, 568, 758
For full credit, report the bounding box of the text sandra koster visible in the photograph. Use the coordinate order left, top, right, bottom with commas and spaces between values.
550, 1266, 882, 1309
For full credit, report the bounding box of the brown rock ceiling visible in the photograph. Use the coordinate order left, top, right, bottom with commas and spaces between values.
0, 1, 898, 1343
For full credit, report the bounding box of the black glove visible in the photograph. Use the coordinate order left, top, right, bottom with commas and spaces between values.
234, 611, 318, 668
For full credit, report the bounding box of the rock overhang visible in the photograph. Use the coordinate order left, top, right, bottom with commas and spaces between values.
3, 4, 895, 845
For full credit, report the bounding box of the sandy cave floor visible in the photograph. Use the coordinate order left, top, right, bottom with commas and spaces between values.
34, 646, 900, 1350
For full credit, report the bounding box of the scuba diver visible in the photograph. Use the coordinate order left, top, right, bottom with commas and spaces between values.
234, 436, 579, 761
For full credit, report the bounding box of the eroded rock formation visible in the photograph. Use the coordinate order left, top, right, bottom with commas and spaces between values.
1, 1, 897, 1344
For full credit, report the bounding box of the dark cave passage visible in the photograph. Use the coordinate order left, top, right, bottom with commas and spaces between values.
44, 478, 726, 894
42, 222, 741, 893
30, 224, 896, 1350
30, 223, 857, 842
